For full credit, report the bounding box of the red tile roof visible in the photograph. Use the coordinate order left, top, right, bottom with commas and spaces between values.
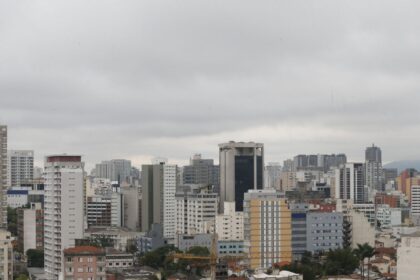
64, 246, 105, 255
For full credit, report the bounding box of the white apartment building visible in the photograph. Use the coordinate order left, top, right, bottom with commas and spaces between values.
163, 164, 177, 239
175, 185, 218, 235
0, 125, 7, 228
7, 150, 34, 187
411, 185, 420, 218
215, 201, 244, 241
43, 155, 84, 279
0, 229, 13, 280
335, 163, 367, 204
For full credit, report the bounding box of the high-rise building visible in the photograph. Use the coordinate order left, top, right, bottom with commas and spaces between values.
396, 169, 418, 196
383, 168, 398, 184
121, 185, 140, 231
94, 159, 132, 184
264, 162, 282, 190
365, 144, 383, 192
219, 141, 264, 212
182, 154, 219, 189
141, 160, 178, 239
0, 125, 7, 228
243, 189, 292, 269
17, 202, 44, 253
7, 150, 34, 187
292, 154, 346, 172
86, 196, 112, 227
0, 229, 13, 280
175, 185, 218, 235
410, 185, 420, 223
335, 163, 367, 204
43, 155, 85, 279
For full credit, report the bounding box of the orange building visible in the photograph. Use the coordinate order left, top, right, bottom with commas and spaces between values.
243, 190, 292, 269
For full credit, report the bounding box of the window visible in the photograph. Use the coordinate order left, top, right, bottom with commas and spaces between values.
78, 257, 83, 262
67, 257, 72, 262
87, 257, 93, 262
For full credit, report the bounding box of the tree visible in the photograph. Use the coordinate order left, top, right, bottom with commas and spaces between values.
15, 274, 29, 280
354, 243, 375, 280
324, 248, 359, 275
27, 249, 44, 267
186, 246, 210, 256
7, 207, 18, 236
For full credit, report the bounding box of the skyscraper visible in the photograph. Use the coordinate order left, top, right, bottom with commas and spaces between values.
219, 141, 264, 212
141, 159, 178, 240
335, 163, 367, 204
264, 162, 282, 190
43, 155, 84, 279
7, 150, 34, 187
182, 154, 219, 189
365, 144, 383, 192
94, 159, 132, 184
0, 125, 7, 228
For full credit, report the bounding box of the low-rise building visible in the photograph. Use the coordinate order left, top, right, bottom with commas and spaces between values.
137, 224, 166, 254
217, 240, 245, 257
63, 246, 107, 280
105, 248, 134, 270
397, 231, 420, 280
175, 233, 213, 252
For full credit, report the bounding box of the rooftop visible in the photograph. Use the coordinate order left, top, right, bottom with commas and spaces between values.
64, 246, 105, 256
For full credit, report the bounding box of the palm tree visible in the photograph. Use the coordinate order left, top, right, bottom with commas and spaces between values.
354, 243, 376, 280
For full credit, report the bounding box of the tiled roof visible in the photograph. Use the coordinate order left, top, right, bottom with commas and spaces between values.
64, 246, 105, 255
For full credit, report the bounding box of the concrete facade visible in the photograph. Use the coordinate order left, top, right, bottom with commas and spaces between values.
215, 201, 244, 241
0, 126, 7, 228
306, 212, 343, 253
219, 141, 264, 212
397, 232, 420, 280
7, 150, 34, 187
244, 189, 292, 269
43, 155, 85, 279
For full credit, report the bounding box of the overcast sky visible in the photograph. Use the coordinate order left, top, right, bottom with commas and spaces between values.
1, 1, 420, 171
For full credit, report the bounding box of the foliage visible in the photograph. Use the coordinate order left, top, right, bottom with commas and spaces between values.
186, 246, 210, 256
324, 248, 359, 275
7, 207, 18, 236
353, 243, 376, 280
15, 274, 29, 280
26, 249, 44, 267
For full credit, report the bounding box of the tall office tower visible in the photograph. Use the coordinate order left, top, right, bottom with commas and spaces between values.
335, 163, 367, 204
43, 155, 84, 279
219, 141, 264, 212
182, 154, 219, 189
0, 126, 7, 228
264, 162, 282, 190
7, 150, 34, 187
141, 160, 178, 239
293, 154, 347, 172
175, 185, 219, 235
94, 159, 132, 184
365, 144, 383, 192
243, 190, 292, 269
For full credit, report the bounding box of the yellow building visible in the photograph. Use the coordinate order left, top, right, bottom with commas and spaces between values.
244, 190, 292, 269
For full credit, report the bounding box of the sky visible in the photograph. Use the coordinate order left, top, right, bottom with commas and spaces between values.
1, 1, 420, 171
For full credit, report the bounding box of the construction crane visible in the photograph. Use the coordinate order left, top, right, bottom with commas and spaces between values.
169, 234, 218, 280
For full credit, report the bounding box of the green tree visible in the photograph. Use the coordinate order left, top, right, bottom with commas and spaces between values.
324, 248, 358, 275
27, 249, 44, 267
15, 274, 29, 280
186, 246, 210, 256
354, 243, 375, 280
7, 207, 18, 236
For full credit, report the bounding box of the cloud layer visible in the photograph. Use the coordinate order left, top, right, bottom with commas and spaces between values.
1, 1, 420, 170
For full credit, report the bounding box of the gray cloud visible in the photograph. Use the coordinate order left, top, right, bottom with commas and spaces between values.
1, 0, 420, 170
